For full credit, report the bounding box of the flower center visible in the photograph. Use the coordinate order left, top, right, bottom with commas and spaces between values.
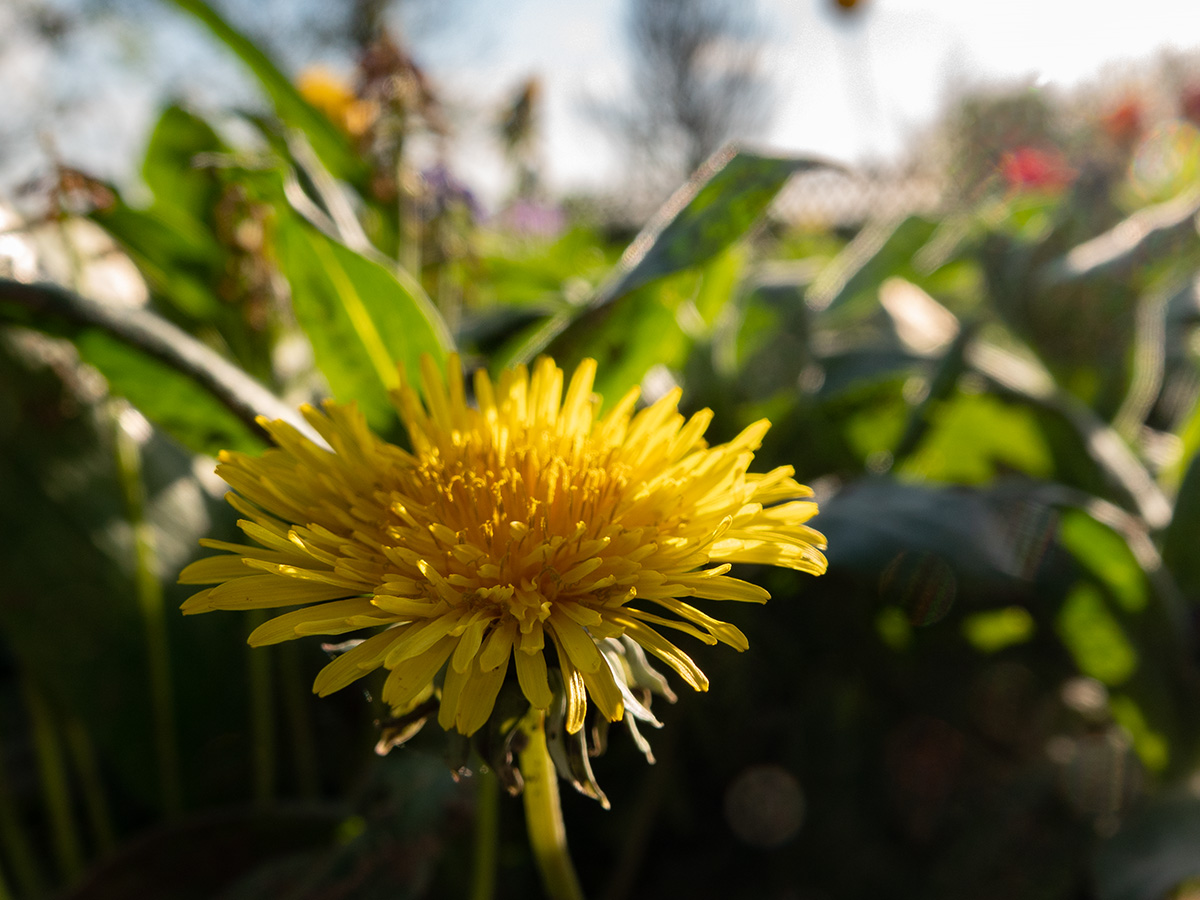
391, 432, 649, 630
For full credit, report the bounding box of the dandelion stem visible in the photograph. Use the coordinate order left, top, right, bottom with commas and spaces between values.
518, 711, 584, 900
468, 765, 499, 900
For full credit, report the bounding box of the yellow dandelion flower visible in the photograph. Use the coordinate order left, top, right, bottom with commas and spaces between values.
180, 355, 826, 737
297, 65, 378, 138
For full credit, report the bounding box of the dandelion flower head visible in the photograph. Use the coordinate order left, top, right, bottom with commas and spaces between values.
180, 355, 827, 737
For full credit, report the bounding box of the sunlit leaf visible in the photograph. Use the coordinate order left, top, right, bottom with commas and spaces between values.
1058, 508, 1147, 613
515, 148, 830, 364
141, 105, 225, 221
961, 606, 1035, 653
275, 216, 451, 430
1108, 694, 1169, 773
1056, 582, 1137, 686
900, 392, 1053, 484
0, 283, 267, 456
806, 215, 939, 314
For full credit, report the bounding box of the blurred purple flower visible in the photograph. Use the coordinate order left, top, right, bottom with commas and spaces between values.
420, 163, 482, 222
497, 198, 566, 238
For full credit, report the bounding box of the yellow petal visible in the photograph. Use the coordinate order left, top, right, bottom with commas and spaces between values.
313, 628, 400, 696
178, 555, 257, 584
451, 616, 491, 674
613, 616, 709, 692
207, 574, 360, 610
515, 648, 553, 709
455, 658, 508, 735
581, 660, 625, 723
247, 598, 389, 646
382, 635, 456, 710
548, 613, 603, 673
479, 619, 517, 672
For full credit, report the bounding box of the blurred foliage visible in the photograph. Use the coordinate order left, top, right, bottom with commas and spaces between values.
4, 3, 1200, 898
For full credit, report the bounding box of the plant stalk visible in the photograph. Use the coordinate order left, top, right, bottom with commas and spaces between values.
468, 765, 499, 900
518, 711, 584, 900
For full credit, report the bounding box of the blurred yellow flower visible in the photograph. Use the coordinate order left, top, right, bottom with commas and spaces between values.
180, 356, 826, 736
297, 65, 378, 138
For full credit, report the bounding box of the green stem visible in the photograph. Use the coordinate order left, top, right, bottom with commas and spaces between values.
62, 717, 117, 856
468, 766, 499, 900
518, 711, 585, 900
0, 747, 45, 898
278, 642, 320, 799
0, 857, 12, 900
112, 406, 183, 817
22, 681, 84, 883
246, 610, 276, 806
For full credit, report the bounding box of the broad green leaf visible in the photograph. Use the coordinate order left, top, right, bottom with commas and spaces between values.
818, 480, 1056, 601
74, 330, 264, 456
1058, 508, 1147, 613
691, 245, 747, 328
141, 105, 225, 221
1056, 582, 1137, 686
574, 281, 688, 405
275, 217, 451, 429
1108, 694, 1169, 773
607, 148, 829, 302
515, 148, 830, 364
91, 201, 225, 321
806, 215, 939, 315
961, 607, 1035, 653
0, 291, 264, 457
901, 392, 1054, 484
0, 279, 307, 454
168, 0, 362, 182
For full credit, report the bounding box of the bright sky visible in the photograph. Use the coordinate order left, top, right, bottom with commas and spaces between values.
408, 0, 1200, 201
2, 0, 1199, 209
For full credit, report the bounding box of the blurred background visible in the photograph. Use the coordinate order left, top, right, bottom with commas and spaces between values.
4, 0, 1200, 898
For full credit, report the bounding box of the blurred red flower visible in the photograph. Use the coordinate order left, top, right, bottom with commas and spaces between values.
999, 146, 1075, 193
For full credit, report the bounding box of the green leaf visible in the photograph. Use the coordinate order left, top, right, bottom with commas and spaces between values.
275, 217, 451, 429
1056, 582, 1137, 686
806, 215, 939, 314
819, 479, 1056, 601
1058, 508, 1148, 613
605, 149, 821, 301
900, 392, 1054, 484
961, 606, 1035, 653
515, 148, 830, 364
91, 201, 226, 321
0, 279, 307, 454
74, 330, 264, 456
569, 280, 688, 406
141, 105, 225, 221
168, 0, 362, 182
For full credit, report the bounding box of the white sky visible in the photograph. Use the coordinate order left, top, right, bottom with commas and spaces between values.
406, 0, 1200, 202
2, 0, 1199, 209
